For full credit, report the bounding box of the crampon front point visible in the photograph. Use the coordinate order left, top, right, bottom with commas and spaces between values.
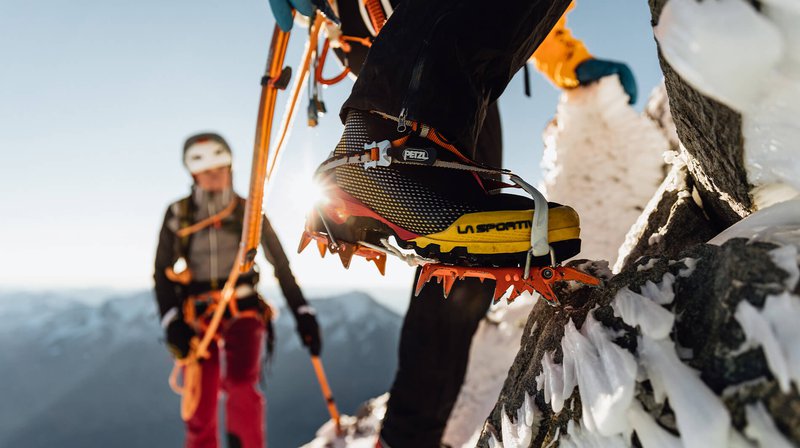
298, 230, 600, 306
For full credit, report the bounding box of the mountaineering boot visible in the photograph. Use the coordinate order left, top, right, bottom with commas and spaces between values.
302, 109, 581, 268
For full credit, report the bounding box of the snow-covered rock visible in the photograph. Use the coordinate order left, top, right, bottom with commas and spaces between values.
655, 0, 800, 209
478, 237, 800, 447
541, 76, 667, 266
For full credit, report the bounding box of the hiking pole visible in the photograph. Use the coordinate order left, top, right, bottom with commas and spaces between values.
310, 355, 342, 435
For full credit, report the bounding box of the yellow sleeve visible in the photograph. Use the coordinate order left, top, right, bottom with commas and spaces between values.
531, 2, 592, 89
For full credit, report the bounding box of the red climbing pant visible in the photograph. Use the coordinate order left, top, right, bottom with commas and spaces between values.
185, 316, 265, 448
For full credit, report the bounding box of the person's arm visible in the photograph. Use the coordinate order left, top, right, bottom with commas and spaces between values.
532, 1, 637, 103
260, 214, 322, 356
531, 2, 591, 90
154, 207, 182, 319
154, 206, 194, 359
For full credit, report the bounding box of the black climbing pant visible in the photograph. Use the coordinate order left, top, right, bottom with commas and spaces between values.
342, 0, 572, 154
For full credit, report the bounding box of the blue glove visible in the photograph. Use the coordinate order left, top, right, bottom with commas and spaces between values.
268, 0, 340, 32
269, 0, 314, 32
575, 58, 638, 104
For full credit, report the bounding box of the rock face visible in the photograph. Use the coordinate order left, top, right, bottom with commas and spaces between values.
478, 238, 800, 447
614, 162, 720, 272
649, 0, 753, 226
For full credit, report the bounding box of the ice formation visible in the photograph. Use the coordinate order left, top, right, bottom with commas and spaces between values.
736, 300, 791, 391
558, 420, 628, 448
626, 401, 681, 448
639, 273, 676, 306
612, 287, 675, 339
655, 0, 800, 206
744, 402, 794, 448
535, 315, 638, 437
676, 257, 697, 278
638, 336, 731, 448
498, 394, 539, 448
735, 293, 800, 393
541, 76, 667, 265
768, 245, 800, 290
525, 261, 763, 448
709, 198, 800, 247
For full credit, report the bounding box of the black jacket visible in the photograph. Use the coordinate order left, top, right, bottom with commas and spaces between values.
153, 190, 309, 320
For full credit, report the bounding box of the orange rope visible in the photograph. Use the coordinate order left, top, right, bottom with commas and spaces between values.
176, 198, 238, 239
316, 38, 351, 86
266, 14, 325, 183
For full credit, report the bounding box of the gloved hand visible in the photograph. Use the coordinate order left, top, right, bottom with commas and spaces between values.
295, 305, 322, 356
268, 0, 340, 32
165, 318, 196, 360
575, 58, 638, 104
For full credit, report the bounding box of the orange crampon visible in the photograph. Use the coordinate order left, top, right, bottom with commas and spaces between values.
298, 230, 388, 274
298, 230, 600, 306
415, 264, 600, 306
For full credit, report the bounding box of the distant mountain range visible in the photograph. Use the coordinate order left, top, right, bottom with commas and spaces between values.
0, 290, 401, 448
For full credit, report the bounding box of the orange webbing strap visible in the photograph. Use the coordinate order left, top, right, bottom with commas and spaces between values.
363, 0, 387, 34
316, 38, 351, 86
341, 35, 372, 49
311, 355, 342, 435
266, 13, 325, 184
176, 197, 238, 239
371, 110, 476, 165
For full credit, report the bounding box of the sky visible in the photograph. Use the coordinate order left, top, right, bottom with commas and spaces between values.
0, 0, 662, 308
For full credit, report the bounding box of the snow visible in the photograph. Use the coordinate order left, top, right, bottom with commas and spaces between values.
541, 76, 667, 265
637, 258, 659, 272
768, 245, 800, 290
612, 287, 675, 339
744, 402, 794, 448
563, 316, 638, 436
645, 82, 680, 151
655, 0, 800, 206
709, 199, 800, 247
638, 336, 731, 448
735, 300, 791, 392
498, 394, 538, 448
301, 394, 388, 448
677, 257, 697, 278
735, 293, 800, 393
640, 273, 676, 306
537, 349, 574, 414
626, 401, 681, 448
558, 420, 628, 448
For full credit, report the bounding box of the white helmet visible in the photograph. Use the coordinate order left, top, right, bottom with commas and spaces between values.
183, 132, 233, 175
